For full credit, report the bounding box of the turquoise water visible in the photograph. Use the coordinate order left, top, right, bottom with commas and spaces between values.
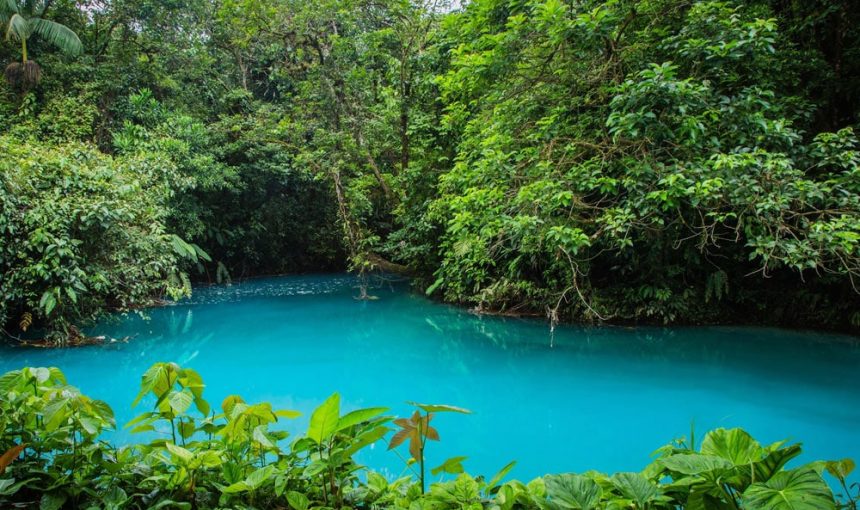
1, 274, 859, 482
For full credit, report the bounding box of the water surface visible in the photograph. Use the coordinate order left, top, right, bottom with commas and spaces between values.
1, 274, 858, 482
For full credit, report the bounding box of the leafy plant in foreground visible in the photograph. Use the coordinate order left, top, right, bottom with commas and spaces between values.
0, 364, 854, 509
388, 401, 472, 493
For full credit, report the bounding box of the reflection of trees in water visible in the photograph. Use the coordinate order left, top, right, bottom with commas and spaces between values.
392, 302, 860, 399
21, 274, 858, 425
83, 305, 216, 378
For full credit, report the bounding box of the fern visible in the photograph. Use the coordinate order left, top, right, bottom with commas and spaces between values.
705, 270, 729, 303
19, 311, 32, 331
215, 261, 231, 285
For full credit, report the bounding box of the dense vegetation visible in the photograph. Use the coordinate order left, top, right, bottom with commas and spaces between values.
1, 364, 858, 509
1, 0, 859, 342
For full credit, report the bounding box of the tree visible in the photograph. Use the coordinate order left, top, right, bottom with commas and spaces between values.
1, 0, 82, 89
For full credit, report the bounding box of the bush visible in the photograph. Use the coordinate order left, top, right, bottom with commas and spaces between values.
0, 136, 204, 344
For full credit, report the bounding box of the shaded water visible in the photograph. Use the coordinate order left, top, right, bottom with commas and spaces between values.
1, 274, 859, 482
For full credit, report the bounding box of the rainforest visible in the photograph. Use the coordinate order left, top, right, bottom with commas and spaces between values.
0, 0, 859, 507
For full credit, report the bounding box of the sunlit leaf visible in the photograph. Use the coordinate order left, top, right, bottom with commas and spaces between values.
307, 393, 340, 444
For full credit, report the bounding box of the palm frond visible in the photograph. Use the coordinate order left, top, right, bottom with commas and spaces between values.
5, 12, 29, 42
29, 17, 81, 55
0, 0, 19, 15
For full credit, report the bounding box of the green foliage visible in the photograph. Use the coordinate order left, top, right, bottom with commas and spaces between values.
423, 0, 860, 329
0, 136, 198, 344
1, 0, 859, 335
0, 365, 854, 509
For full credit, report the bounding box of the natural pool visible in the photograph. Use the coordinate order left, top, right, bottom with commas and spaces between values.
1, 273, 859, 482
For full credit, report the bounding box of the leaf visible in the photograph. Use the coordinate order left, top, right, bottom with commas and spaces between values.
743, 468, 836, 510
222, 481, 250, 494
40, 290, 56, 315
222, 395, 245, 414
191, 243, 212, 262
78, 416, 101, 436
133, 363, 169, 407
245, 465, 276, 490
149, 500, 191, 510
408, 402, 472, 414
165, 442, 194, 464
0, 444, 25, 475
431, 456, 468, 476
388, 410, 427, 461
825, 459, 855, 480
344, 424, 390, 456
486, 461, 517, 492
179, 419, 196, 439
19, 312, 32, 332
610, 472, 662, 508
198, 450, 222, 468
253, 425, 274, 448
275, 409, 301, 419
29, 17, 82, 55
287, 490, 310, 510
167, 390, 193, 415
0, 477, 37, 496
754, 445, 802, 481
545, 473, 602, 510
661, 454, 733, 475
39, 491, 67, 510
103, 486, 128, 510
6, 13, 29, 42
336, 407, 388, 431
701, 428, 762, 466
102, 486, 128, 510
307, 393, 340, 444
30, 367, 50, 383
425, 276, 444, 295
124, 412, 155, 430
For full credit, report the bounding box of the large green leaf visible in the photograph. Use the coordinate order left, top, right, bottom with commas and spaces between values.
287, 491, 310, 510
683, 484, 735, 510
753, 444, 802, 482
0, 477, 37, 496
167, 390, 193, 415
701, 428, 762, 466
335, 407, 388, 431
0, 0, 19, 15
431, 456, 468, 476
245, 465, 277, 490
545, 473, 602, 510
661, 454, 733, 475
610, 472, 662, 508
29, 17, 82, 54
39, 491, 66, 510
743, 468, 836, 510
165, 442, 193, 463
408, 402, 472, 414
344, 425, 390, 456
5, 13, 29, 42
307, 393, 340, 444
133, 363, 171, 406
